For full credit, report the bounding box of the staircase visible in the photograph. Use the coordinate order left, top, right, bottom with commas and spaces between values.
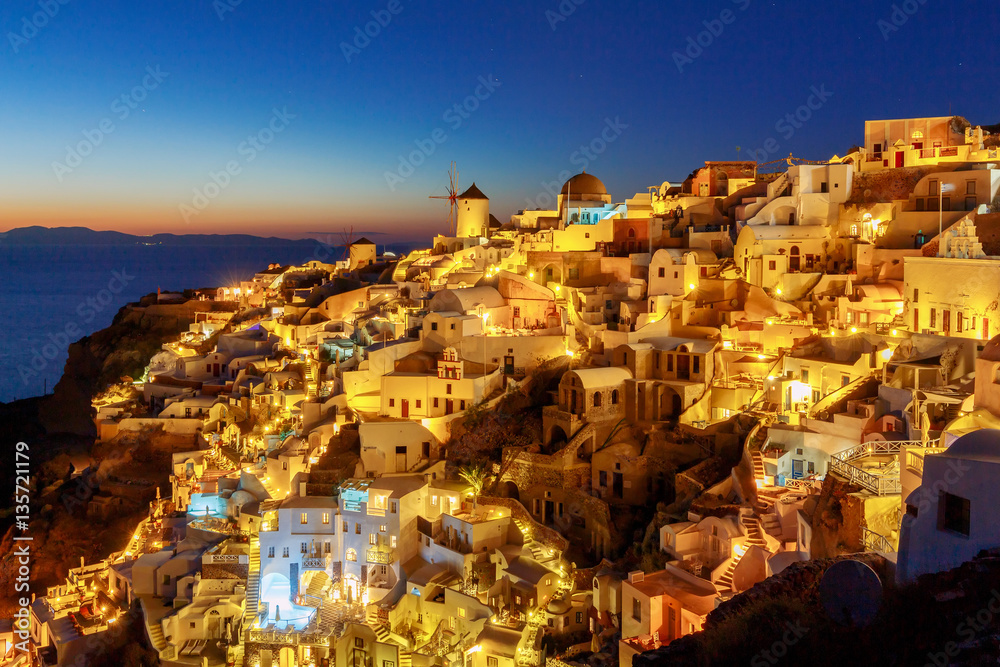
761, 513, 782, 538
305, 362, 317, 398
740, 513, 769, 550
399, 652, 413, 667
146, 618, 167, 654
751, 452, 765, 482
243, 538, 261, 631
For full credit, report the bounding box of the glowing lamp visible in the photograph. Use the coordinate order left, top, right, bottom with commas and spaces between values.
881, 348, 893, 361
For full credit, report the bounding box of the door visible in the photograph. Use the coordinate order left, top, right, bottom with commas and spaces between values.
792, 459, 804, 479
544, 500, 554, 524
401, 399, 409, 419
445, 399, 454, 415
612, 472, 623, 499
895, 151, 904, 168
504, 355, 514, 375
672, 394, 682, 416
213, 363, 220, 377
943, 310, 951, 334
914, 308, 919, 332
395, 446, 407, 471
677, 355, 690, 380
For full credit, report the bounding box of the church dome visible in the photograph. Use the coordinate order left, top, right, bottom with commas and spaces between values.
945, 429, 1000, 459
561, 171, 607, 196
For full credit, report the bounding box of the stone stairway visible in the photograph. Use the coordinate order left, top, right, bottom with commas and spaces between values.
751, 451, 765, 482
146, 618, 167, 654
305, 362, 317, 398
243, 538, 261, 630
761, 513, 782, 538
740, 513, 768, 550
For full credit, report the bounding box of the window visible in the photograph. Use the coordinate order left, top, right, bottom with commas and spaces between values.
301, 512, 308, 524
929, 180, 939, 196
282, 547, 289, 557
389, 399, 395, 407
431, 322, 438, 331
940, 492, 971, 536
488, 658, 498, 667
379, 524, 387, 533
322, 512, 330, 525
513, 306, 521, 318
658, 267, 665, 278
967, 181, 977, 195
416, 399, 421, 408
611, 390, 619, 405
632, 597, 642, 620
842, 375, 850, 387
450, 323, 455, 330
391, 535, 397, 548
576, 612, 583, 624
599, 470, 607, 487
343, 521, 348, 532
432, 495, 439, 506
346, 549, 357, 561
768, 260, 777, 271
593, 392, 602, 408
667, 355, 674, 372
355, 637, 364, 648
162, 574, 170, 586
301, 542, 307, 553
913, 288, 918, 303
268, 546, 275, 558
458, 608, 466, 618
796, 448, 804, 455
324, 541, 331, 553
369, 533, 377, 545
282, 461, 287, 471
384, 662, 395, 667
355, 523, 361, 534
390, 502, 397, 514
693, 357, 700, 374
460, 400, 466, 410
801, 369, 809, 383
446, 384, 452, 395
930, 308, 937, 328
433, 397, 439, 408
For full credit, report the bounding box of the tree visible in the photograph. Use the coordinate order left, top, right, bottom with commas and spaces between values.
457, 461, 490, 515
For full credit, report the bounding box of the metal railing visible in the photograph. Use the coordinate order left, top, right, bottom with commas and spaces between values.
861, 527, 895, 553
829, 456, 901, 495
366, 548, 396, 564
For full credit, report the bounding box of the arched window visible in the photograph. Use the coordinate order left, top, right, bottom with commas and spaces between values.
611, 390, 619, 405
627, 228, 636, 238
593, 392, 602, 408
912, 130, 924, 140
346, 548, 357, 562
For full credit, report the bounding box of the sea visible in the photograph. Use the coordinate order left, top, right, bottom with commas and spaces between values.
0, 240, 421, 403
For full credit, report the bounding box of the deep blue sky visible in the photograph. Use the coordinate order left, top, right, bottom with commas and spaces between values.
1, 0, 997, 240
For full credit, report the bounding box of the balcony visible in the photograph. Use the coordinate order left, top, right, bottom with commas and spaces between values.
366, 547, 396, 565
302, 554, 333, 570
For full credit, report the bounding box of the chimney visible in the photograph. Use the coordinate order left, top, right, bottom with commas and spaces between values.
628, 570, 644, 584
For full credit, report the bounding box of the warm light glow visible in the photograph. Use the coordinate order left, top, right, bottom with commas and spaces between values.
529, 272, 535, 278
891, 329, 898, 336
688, 283, 695, 290
554, 284, 561, 292
776, 288, 783, 295
565, 349, 574, 358
851, 327, 857, 333
757, 354, 766, 360
881, 348, 893, 361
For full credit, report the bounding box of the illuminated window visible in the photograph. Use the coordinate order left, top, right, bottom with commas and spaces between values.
432, 495, 438, 506
300, 513, 308, 524
346, 549, 357, 562
322, 512, 330, 524
369, 533, 377, 545
459, 608, 466, 618
391, 536, 397, 548
380, 525, 387, 533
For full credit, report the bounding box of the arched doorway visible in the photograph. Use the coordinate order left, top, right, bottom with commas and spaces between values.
549, 425, 569, 446
660, 387, 683, 419
715, 172, 729, 196
789, 245, 800, 272
498, 481, 520, 501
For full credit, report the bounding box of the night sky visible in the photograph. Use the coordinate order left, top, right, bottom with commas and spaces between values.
2, 0, 997, 240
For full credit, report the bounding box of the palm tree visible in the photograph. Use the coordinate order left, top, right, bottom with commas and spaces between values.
458, 461, 490, 516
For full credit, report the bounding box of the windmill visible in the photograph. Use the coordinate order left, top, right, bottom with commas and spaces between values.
339, 226, 355, 262
428, 162, 459, 236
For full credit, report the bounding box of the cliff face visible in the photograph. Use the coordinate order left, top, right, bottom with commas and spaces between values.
635, 550, 1000, 667
36, 299, 206, 437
